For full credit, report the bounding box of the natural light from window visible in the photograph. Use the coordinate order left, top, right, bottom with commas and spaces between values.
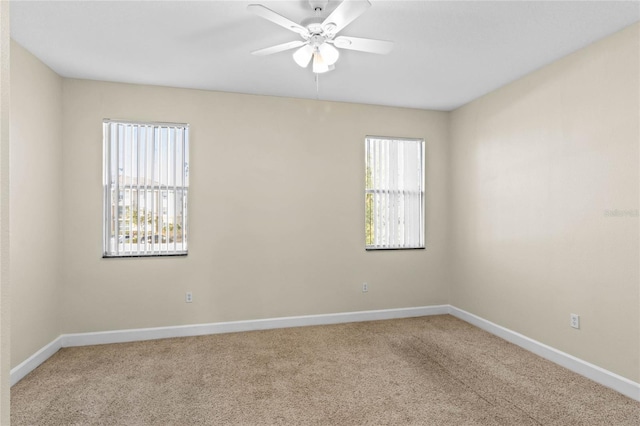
365, 136, 424, 250
103, 120, 189, 257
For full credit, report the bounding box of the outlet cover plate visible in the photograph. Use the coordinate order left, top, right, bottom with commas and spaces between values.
570, 313, 580, 329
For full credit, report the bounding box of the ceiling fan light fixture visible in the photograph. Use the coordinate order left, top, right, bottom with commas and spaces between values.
312, 51, 330, 74
318, 43, 339, 65
249, 0, 393, 75
293, 44, 314, 67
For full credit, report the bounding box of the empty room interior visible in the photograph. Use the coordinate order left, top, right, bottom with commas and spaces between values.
1, 0, 639, 424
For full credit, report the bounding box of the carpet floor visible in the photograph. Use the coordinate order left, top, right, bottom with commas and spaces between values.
10, 315, 640, 425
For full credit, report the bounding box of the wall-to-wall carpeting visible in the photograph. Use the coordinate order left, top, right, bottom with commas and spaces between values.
11, 315, 639, 425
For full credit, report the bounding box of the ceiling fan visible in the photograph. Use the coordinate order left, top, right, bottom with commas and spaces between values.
248, 0, 393, 74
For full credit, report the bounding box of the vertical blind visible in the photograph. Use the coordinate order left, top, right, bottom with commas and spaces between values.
103, 120, 189, 257
365, 136, 424, 249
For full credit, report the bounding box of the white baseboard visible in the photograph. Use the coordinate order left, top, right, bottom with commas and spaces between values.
448, 306, 640, 402
61, 305, 449, 347
11, 305, 448, 385
11, 304, 639, 402
10, 335, 63, 386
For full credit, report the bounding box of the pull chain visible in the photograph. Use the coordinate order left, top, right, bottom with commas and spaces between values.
313, 4, 323, 100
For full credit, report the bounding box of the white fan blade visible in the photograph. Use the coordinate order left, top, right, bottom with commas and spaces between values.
333, 36, 393, 54
321, 0, 371, 35
248, 4, 308, 35
251, 40, 306, 56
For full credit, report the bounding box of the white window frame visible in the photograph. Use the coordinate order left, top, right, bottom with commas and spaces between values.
365, 136, 425, 250
103, 119, 189, 257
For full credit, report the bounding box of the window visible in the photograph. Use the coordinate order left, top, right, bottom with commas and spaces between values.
365, 136, 424, 249
103, 120, 189, 257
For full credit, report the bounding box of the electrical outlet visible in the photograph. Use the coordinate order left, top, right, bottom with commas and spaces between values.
185, 292, 193, 303
570, 313, 580, 329
362, 282, 368, 293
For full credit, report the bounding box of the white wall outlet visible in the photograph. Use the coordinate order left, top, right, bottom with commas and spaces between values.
570, 313, 580, 329
185, 291, 193, 303
362, 282, 368, 293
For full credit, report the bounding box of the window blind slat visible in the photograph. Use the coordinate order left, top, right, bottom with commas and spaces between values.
103, 124, 111, 256
115, 124, 121, 256
152, 128, 158, 255
173, 129, 178, 252
136, 126, 141, 252
420, 140, 425, 247
160, 128, 165, 254
184, 130, 189, 248
388, 140, 394, 248
181, 132, 186, 250
145, 126, 152, 254
407, 141, 415, 247
403, 142, 409, 245
378, 138, 384, 247
165, 128, 170, 254
372, 138, 379, 247
383, 138, 389, 247
391, 141, 398, 247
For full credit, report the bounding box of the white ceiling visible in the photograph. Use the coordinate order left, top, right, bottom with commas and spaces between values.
10, 1, 640, 111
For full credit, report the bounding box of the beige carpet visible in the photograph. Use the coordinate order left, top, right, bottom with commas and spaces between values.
11, 315, 640, 425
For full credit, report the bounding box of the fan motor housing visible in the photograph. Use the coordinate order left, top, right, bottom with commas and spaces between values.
307, 23, 323, 35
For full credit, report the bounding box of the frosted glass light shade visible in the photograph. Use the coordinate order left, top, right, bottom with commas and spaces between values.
312, 52, 329, 74
318, 43, 339, 65
293, 45, 314, 68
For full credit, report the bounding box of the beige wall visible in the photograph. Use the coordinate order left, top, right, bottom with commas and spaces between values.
60, 80, 450, 334
450, 23, 639, 382
1, 1, 11, 421
10, 41, 63, 368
